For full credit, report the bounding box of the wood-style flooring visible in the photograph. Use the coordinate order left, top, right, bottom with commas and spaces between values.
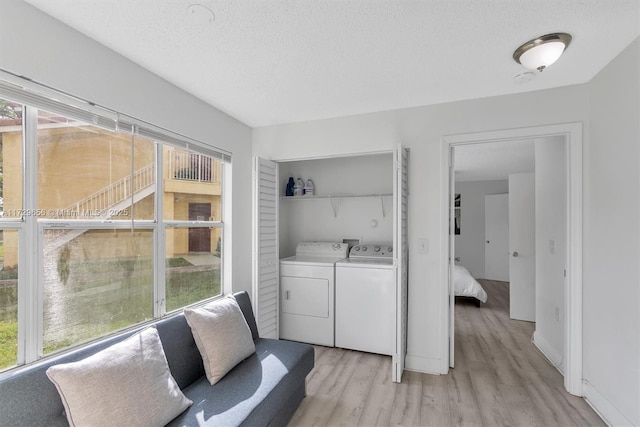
289, 279, 605, 427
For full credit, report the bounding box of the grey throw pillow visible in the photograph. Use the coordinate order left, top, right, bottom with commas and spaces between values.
184, 296, 256, 385
46, 326, 192, 427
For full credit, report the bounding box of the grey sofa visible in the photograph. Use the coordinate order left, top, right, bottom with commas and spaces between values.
0, 291, 314, 426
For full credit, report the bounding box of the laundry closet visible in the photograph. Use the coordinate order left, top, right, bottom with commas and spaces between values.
253, 148, 408, 382
278, 153, 394, 256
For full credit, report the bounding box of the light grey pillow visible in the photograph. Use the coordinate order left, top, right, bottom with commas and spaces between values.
46, 327, 192, 427
184, 296, 256, 385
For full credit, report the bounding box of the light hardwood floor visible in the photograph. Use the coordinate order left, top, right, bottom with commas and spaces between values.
289, 279, 605, 427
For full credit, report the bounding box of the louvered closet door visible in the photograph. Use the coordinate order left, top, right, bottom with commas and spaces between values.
393, 146, 409, 383
253, 157, 279, 339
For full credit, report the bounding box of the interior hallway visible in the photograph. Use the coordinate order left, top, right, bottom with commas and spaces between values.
289, 280, 604, 426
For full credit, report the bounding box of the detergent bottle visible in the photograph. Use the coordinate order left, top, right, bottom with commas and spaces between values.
304, 179, 314, 196
294, 178, 304, 196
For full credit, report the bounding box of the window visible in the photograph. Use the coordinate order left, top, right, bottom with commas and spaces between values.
164, 147, 223, 312
0, 80, 229, 371
42, 229, 154, 354
0, 230, 18, 370
0, 97, 22, 370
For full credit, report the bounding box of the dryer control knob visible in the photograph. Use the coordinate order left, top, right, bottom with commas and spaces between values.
374, 246, 381, 252
388, 247, 393, 252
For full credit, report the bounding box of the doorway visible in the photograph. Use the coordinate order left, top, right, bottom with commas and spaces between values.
441, 122, 583, 396
188, 203, 211, 252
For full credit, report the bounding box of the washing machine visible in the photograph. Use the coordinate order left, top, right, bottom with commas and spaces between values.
279, 241, 349, 346
335, 243, 396, 355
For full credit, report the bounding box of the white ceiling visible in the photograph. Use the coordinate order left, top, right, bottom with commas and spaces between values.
454, 139, 535, 182
24, 0, 639, 128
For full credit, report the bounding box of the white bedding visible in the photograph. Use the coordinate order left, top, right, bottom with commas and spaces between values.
454, 265, 488, 303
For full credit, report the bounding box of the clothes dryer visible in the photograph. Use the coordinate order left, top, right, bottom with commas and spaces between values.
279, 241, 349, 346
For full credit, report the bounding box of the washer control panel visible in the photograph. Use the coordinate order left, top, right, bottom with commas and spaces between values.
295, 241, 349, 258
349, 244, 393, 258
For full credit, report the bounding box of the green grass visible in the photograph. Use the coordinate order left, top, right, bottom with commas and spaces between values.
166, 257, 193, 268
0, 257, 220, 370
166, 269, 220, 312
0, 320, 17, 371
0, 267, 18, 281
0, 283, 17, 321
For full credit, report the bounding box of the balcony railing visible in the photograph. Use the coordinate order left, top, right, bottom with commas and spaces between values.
169, 150, 221, 183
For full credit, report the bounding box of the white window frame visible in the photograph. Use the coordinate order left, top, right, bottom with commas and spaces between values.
0, 77, 231, 371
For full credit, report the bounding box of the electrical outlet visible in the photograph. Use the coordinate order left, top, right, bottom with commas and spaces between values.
555, 307, 560, 322
549, 240, 555, 254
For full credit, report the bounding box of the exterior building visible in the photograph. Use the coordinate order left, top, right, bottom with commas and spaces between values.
0, 119, 223, 268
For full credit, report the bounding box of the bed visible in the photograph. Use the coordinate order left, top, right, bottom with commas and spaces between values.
454, 265, 488, 306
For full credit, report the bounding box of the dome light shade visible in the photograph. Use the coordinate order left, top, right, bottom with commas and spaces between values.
513, 33, 572, 72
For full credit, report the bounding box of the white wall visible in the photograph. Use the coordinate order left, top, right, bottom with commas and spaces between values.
453, 180, 508, 279
254, 36, 640, 421
254, 83, 590, 374
278, 154, 393, 257
0, 1, 254, 293
533, 137, 566, 367
584, 38, 640, 425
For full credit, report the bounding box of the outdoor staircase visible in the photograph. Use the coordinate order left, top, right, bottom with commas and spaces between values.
45, 163, 155, 253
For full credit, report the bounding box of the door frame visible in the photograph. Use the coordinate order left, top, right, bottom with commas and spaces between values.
440, 122, 583, 396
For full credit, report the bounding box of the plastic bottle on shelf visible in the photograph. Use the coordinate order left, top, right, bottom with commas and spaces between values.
285, 177, 295, 196
304, 179, 314, 196
294, 178, 304, 196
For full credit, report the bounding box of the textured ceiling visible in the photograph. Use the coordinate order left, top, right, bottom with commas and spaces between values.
23, 0, 640, 127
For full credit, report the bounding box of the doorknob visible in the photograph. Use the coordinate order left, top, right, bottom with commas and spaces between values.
512, 251, 519, 257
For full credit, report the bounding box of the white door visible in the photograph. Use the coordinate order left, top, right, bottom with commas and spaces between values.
485, 194, 509, 281
508, 173, 535, 322
392, 146, 408, 383
253, 157, 279, 338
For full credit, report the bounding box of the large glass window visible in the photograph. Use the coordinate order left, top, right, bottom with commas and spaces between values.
164, 146, 222, 221
163, 145, 223, 312
42, 229, 154, 354
0, 97, 22, 371
0, 83, 228, 370
0, 98, 23, 219
0, 230, 18, 370
165, 226, 221, 312
37, 110, 155, 221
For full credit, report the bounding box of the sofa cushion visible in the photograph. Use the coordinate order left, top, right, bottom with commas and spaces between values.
46, 327, 192, 427
167, 338, 314, 427
184, 296, 256, 385
155, 312, 206, 389
232, 290, 260, 340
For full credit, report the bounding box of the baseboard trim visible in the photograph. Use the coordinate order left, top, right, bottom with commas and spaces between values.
583, 380, 635, 427
405, 354, 442, 375
532, 331, 564, 374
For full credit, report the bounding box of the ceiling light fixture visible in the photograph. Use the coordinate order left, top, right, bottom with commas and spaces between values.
513, 33, 572, 72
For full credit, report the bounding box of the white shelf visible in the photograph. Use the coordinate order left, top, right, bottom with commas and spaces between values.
280, 193, 392, 218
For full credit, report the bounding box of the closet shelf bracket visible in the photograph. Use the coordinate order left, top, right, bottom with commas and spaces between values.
380, 194, 388, 219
